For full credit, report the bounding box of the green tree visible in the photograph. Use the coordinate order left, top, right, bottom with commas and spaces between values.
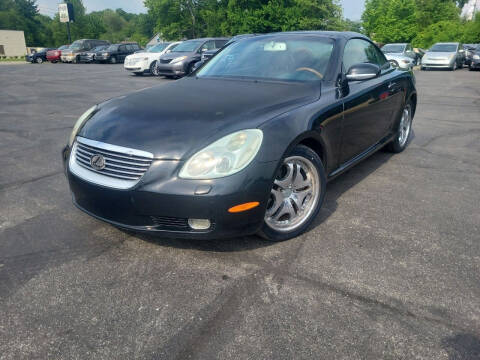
362, 0, 417, 43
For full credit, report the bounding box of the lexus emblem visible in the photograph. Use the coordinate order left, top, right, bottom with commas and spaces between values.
90, 154, 106, 170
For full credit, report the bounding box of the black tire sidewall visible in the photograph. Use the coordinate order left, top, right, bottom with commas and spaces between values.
150, 61, 158, 75
259, 145, 327, 242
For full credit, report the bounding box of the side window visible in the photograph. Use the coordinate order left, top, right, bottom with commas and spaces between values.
125, 44, 133, 52
343, 38, 387, 72
201, 40, 216, 52
119, 45, 126, 52
215, 40, 227, 49
134, 44, 140, 50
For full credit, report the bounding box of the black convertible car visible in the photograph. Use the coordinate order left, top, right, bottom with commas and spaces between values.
63, 31, 417, 241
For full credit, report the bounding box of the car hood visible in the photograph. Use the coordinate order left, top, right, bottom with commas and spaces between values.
385, 54, 411, 61
78, 78, 321, 160
424, 52, 455, 58
126, 52, 159, 61
160, 51, 194, 61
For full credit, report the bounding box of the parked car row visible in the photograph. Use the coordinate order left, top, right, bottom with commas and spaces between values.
27, 38, 144, 65
124, 42, 181, 75
381, 42, 477, 71
124, 37, 230, 78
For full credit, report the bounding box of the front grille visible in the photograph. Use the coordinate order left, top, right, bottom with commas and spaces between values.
150, 216, 189, 230
160, 59, 172, 64
74, 137, 153, 183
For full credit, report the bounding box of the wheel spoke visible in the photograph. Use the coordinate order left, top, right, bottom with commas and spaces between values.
266, 188, 283, 216
273, 199, 296, 222
293, 188, 311, 209
292, 164, 311, 190
274, 163, 294, 189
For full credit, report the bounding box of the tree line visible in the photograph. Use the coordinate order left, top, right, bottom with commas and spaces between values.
362, 0, 480, 48
0, 0, 478, 49
0, 0, 153, 47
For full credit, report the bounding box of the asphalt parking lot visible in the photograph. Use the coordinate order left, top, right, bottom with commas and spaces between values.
1, 63, 479, 359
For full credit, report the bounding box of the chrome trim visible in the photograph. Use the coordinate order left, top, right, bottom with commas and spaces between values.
69, 137, 154, 190
346, 73, 377, 81
77, 136, 153, 159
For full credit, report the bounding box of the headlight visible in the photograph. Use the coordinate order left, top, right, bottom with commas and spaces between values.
179, 129, 263, 179
143, 57, 149, 61
473, 55, 480, 60
449, 54, 455, 60
68, 105, 97, 147
171, 56, 187, 64
102, 52, 109, 56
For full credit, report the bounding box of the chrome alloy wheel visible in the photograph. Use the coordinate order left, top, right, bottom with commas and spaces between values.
265, 156, 321, 232
398, 104, 412, 147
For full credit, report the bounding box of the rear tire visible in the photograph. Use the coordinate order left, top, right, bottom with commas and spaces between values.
259, 145, 326, 242
110, 56, 117, 64
386, 101, 413, 153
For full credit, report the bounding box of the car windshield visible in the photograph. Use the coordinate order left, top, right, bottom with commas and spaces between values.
197, 36, 334, 82
106, 45, 118, 52
430, 44, 457, 52
58, 45, 69, 50
173, 40, 203, 52
382, 44, 406, 53
69, 41, 85, 50
91, 45, 106, 52
147, 43, 169, 53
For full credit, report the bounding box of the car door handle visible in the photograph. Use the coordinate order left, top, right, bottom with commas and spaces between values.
388, 82, 396, 89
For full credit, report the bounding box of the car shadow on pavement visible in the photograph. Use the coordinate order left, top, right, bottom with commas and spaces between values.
441, 333, 480, 360
132, 134, 415, 252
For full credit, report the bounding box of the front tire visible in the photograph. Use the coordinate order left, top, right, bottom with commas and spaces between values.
110, 56, 117, 64
386, 102, 413, 153
150, 60, 159, 76
35, 57, 43, 64
259, 145, 326, 242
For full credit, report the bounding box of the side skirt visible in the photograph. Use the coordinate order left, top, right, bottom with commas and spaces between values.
327, 134, 394, 182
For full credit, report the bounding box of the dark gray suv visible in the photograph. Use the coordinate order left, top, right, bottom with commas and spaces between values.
156, 38, 229, 78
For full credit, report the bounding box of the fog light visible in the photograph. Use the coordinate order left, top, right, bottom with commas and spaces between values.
188, 218, 211, 230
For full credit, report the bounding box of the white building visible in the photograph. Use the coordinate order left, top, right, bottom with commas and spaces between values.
146, 33, 167, 47
0, 30, 27, 57
461, 0, 480, 21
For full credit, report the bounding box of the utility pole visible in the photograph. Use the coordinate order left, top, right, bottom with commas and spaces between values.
66, 21, 71, 44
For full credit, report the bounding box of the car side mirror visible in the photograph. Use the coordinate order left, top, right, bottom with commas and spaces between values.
346, 63, 381, 81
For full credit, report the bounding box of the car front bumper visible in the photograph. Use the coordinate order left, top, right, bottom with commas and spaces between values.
124, 59, 149, 72
421, 59, 454, 68
63, 146, 276, 238
47, 55, 60, 62
156, 61, 187, 76
96, 55, 111, 62
61, 54, 77, 62
470, 59, 480, 69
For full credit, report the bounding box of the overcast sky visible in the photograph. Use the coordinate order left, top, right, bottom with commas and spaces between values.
37, 0, 365, 20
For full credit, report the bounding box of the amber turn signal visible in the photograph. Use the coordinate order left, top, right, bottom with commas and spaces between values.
228, 202, 260, 213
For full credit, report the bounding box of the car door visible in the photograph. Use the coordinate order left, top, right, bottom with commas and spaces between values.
118, 45, 127, 61
339, 38, 399, 165
405, 44, 416, 61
